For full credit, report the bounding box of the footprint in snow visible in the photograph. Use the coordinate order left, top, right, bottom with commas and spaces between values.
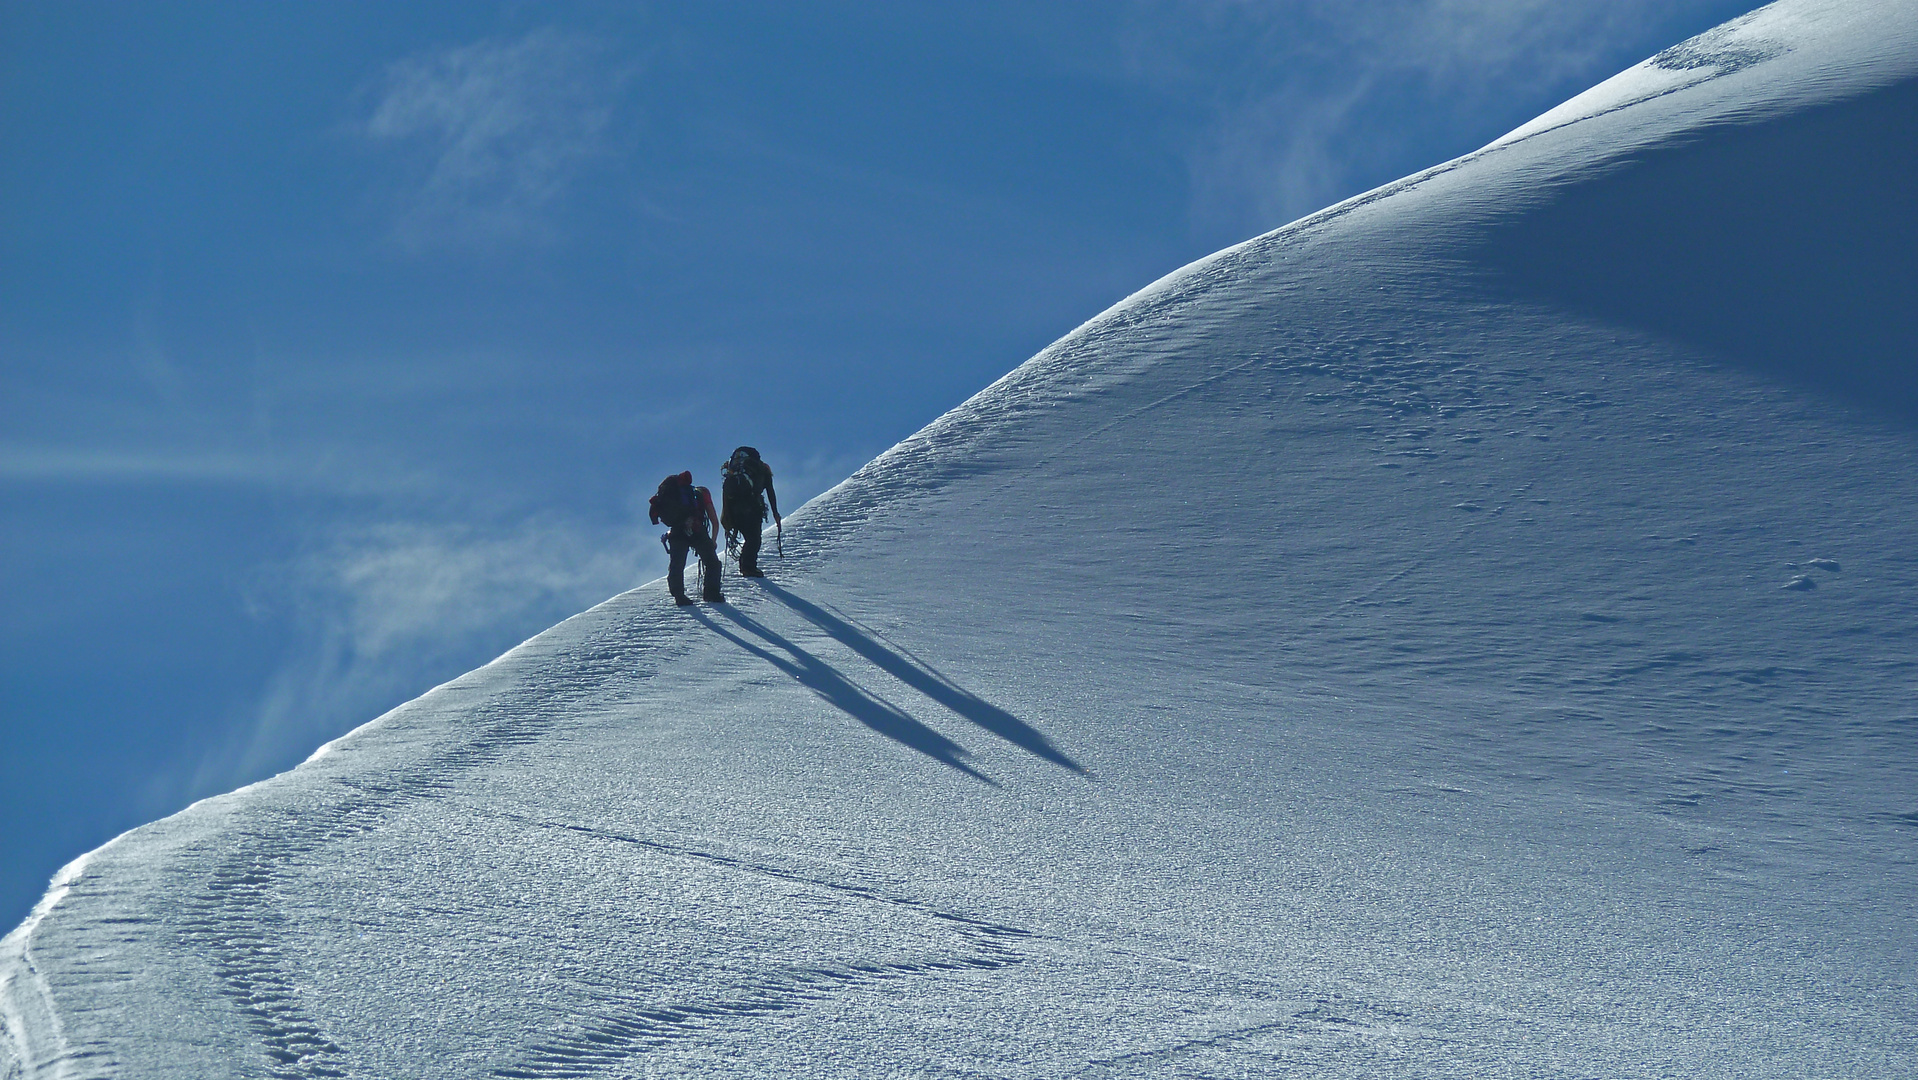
1781, 575, 1817, 591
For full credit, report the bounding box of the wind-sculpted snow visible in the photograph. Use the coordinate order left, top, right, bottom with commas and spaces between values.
7, 2, 1918, 1077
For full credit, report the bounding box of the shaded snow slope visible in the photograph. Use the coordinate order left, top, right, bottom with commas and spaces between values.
7, 2, 1918, 1076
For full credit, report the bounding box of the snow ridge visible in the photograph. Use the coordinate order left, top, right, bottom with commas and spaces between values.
0, 857, 82, 1080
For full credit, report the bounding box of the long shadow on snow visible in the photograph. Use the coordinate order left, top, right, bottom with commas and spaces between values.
758, 582, 1088, 775
693, 605, 995, 785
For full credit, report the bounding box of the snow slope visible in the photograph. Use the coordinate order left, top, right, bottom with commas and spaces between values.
6, 1, 1918, 1076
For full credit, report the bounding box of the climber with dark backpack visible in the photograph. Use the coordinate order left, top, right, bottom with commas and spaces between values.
718, 446, 781, 578
648, 470, 724, 605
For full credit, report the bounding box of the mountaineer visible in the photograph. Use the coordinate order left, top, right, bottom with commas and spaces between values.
719, 446, 781, 578
649, 470, 724, 604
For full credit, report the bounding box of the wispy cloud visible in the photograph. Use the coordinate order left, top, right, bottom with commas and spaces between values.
363, 28, 626, 250
0, 433, 449, 497
0, 446, 282, 484
1120, 0, 1734, 235
193, 516, 660, 795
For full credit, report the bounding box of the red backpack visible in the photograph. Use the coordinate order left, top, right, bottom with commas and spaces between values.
648, 474, 698, 529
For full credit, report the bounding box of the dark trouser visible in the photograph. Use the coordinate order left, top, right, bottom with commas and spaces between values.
668, 528, 723, 599
737, 517, 765, 574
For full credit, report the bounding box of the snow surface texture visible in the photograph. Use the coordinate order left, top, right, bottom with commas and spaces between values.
6, 2, 1918, 1076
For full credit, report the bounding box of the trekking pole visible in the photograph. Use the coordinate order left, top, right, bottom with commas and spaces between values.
776, 519, 784, 558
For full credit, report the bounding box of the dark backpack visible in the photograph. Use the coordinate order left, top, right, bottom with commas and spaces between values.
721, 461, 765, 527
732, 448, 772, 493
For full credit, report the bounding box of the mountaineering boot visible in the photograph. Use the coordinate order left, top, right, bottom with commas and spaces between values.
673, 592, 696, 606
704, 585, 725, 602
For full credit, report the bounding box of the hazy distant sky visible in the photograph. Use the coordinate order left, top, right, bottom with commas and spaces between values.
1, 0, 1755, 927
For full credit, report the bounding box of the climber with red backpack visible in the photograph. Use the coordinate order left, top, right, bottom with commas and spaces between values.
648, 470, 724, 605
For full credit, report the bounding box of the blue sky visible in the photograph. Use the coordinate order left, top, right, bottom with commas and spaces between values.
1, 0, 1755, 927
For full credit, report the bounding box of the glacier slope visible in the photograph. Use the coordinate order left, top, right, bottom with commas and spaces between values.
6, 1, 1918, 1076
